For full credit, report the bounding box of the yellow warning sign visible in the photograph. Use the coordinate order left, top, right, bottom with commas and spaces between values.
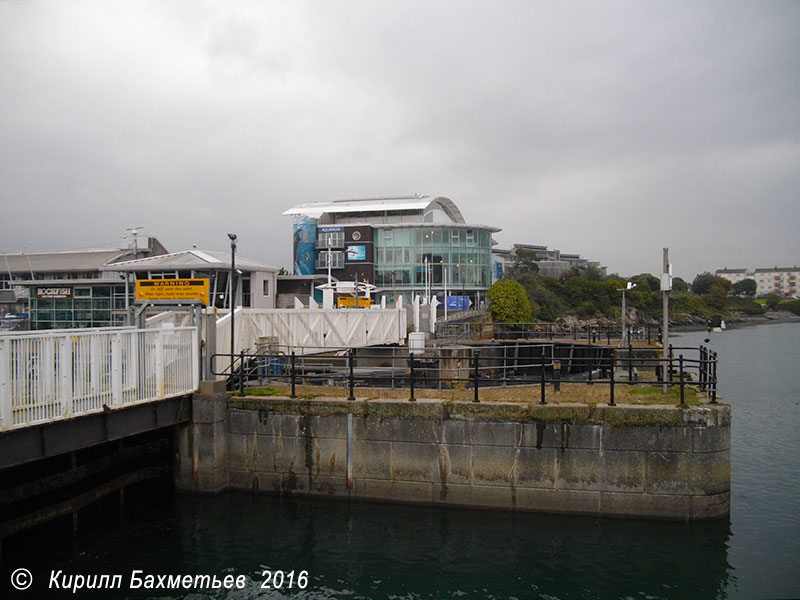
337, 296, 371, 308
135, 279, 209, 305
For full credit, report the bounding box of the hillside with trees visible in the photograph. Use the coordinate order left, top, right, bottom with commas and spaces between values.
486, 265, 799, 326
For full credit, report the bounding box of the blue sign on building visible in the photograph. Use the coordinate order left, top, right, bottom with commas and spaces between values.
446, 295, 469, 310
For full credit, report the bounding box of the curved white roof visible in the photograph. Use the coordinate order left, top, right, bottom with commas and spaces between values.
106, 250, 278, 273
283, 194, 466, 224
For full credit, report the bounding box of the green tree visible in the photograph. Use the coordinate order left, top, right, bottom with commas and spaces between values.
511, 248, 540, 277
487, 279, 533, 323
764, 293, 781, 310
671, 277, 689, 293
631, 273, 660, 292
704, 284, 728, 312
691, 272, 731, 295
731, 278, 757, 297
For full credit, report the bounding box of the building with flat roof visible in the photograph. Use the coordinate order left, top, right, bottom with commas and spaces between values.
752, 267, 799, 298
492, 244, 606, 280
1, 236, 168, 329
284, 194, 501, 306
715, 268, 749, 285
714, 267, 798, 297
1, 235, 279, 330
108, 249, 278, 310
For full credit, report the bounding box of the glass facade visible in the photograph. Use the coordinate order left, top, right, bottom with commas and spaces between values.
28, 284, 128, 329
373, 226, 492, 290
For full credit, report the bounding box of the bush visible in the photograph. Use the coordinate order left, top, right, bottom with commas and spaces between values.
778, 299, 800, 316
764, 293, 781, 310
487, 279, 532, 323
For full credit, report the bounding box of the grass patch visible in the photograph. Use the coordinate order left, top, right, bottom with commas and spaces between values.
242, 381, 709, 406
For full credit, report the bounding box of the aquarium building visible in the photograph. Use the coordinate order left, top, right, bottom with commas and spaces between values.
283, 195, 500, 306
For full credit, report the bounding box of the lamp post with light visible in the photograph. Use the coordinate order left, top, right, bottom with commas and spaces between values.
228, 233, 237, 379
617, 281, 636, 345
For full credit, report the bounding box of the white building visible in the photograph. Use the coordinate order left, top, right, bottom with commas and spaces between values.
109, 249, 279, 309
752, 267, 799, 298
715, 268, 749, 285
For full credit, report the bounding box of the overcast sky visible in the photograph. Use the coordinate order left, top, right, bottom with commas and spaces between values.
1, 0, 798, 280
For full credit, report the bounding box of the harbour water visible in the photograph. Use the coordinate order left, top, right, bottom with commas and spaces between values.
4, 322, 799, 599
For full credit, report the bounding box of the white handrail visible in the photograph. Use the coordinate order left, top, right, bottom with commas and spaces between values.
0, 326, 199, 432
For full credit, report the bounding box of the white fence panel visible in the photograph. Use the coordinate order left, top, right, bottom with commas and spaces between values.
214, 308, 408, 362
0, 326, 199, 432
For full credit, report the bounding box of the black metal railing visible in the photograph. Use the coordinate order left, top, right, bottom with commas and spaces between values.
435, 322, 662, 345
211, 342, 718, 407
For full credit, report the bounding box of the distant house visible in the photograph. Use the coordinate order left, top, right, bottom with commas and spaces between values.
715, 268, 749, 285
752, 267, 799, 298
491, 244, 606, 280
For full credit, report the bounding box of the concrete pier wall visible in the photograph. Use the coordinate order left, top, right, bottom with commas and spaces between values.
178, 392, 730, 520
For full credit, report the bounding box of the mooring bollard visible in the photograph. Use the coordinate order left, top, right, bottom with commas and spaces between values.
290, 351, 296, 399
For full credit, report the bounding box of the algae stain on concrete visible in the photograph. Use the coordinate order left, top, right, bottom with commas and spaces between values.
438, 443, 450, 500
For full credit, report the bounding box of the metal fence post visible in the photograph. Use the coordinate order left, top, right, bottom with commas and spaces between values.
239, 349, 245, 396
668, 344, 674, 384
473, 350, 480, 403
348, 349, 355, 401
155, 330, 165, 398
409, 355, 416, 402
59, 336, 73, 417
0, 338, 11, 430
553, 359, 561, 393
679, 354, 685, 406
628, 341, 633, 382
111, 332, 122, 408
609, 351, 616, 406
711, 351, 718, 404
699, 346, 706, 392
290, 351, 297, 399
539, 350, 546, 405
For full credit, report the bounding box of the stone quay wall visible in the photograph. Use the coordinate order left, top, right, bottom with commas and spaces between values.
178, 390, 730, 521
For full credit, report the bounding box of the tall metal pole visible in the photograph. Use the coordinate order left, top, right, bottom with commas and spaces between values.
444, 267, 448, 321
662, 247, 670, 394
327, 238, 332, 287
228, 233, 237, 378
621, 288, 626, 346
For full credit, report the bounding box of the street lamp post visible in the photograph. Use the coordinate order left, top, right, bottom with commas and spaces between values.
228, 233, 237, 379
617, 281, 636, 345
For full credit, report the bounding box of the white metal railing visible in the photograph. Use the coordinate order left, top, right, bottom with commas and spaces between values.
0, 326, 199, 431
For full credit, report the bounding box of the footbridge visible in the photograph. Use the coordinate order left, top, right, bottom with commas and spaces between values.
0, 326, 199, 435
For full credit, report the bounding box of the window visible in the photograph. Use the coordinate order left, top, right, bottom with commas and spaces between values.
317, 251, 344, 269
451, 229, 460, 245
263, 279, 270, 296
383, 229, 393, 245
466, 230, 475, 246
317, 231, 344, 248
